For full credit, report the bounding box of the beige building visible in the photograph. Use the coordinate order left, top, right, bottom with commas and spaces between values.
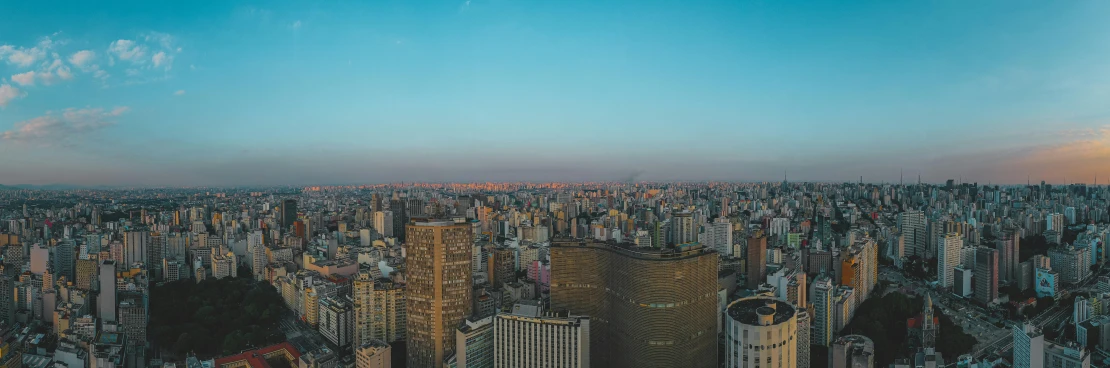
725, 297, 798, 368
355, 340, 391, 368
405, 220, 473, 368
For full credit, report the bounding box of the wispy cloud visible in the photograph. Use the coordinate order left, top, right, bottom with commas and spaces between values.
0, 107, 130, 145
0, 84, 21, 107
174, 90, 185, 96
291, 20, 302, 30
0, 37, 54, 67
11, 71, 36, 86
69, 50, 95, 68
108, 39, 147, 62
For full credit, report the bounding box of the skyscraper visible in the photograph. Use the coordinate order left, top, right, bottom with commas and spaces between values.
98, 260, 117, 322
747, 236, 767, 289
671, 211, 695, 245
124, 231, 149, 267
937, 233, 962, 289
1012, 324, 1044, 368
550, 239, 717, 368
974, 247, 999, 305
493, 302, 590, 368
724, 297, 798, 368
898, 210, 927, 258
390, 199, 407, 242
282, 199, 298, 231
812, 276, 835, 347
405, 219, 473, 368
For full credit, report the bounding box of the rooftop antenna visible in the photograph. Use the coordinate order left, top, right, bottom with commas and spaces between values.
900, 168, 904, 187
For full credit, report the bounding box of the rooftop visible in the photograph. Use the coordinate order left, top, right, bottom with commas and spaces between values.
727, 297, 796, 326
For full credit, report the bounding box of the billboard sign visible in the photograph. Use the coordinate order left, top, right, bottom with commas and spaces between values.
1036, 268, 1056, 298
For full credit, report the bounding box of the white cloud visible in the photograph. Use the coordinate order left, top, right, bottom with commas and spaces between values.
152, 51, 174, 70
0, 106, 129, 144
0, 84, 21, 107
174, 90, 186, 96
144, 32, 175, 50
69, 50, 95, 68
108, 39, 147, 62
0, 44, 47, 67
11, 71, 36, 86
94, 69, 109, 80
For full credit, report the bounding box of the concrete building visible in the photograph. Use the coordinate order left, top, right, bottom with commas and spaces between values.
830, 334, 875, 368
405, 220, 473, 368
319, 297, 353, 351
747, 236, 768, 289
898, 210, 927, 258
355, 340, 391, 368
1044, 340, 1090, 368
451, 316, 494, 368
1012, 324, 1044, 368
1049, 245, 1091, 285
974, 247, 999, 305
812, 276, 835, 347
700, 217, 733, 257
953, 266, 972, 298
98, 260, 117, 322
796, 309, 811, 368
493, 302, 589, 368
550, 238, 717, 368
724, 297, 798, 368
937, 233, 962, 289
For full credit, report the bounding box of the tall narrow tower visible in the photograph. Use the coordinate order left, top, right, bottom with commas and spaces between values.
405, 219, 473, 368
922, 294, 936, 350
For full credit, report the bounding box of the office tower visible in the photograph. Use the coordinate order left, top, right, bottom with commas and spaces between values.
700, 217, 733, 257
355, 340, 391, 368
123, 231, 149, 267
319, 297, 354, 350
724, 297, 798, 368
747, 236, 767, 289
1075, 296, 1091, 325
406, 220, 473, 368
75, 257, 98, 290
54, 240, 76, 283
937, 233, 962, 289
830, 335, 875, 368
282, 199, 298, 230
30, 244, 48, 275
974, 247, 999, 305
671, 211, 695, 245
796, 309, 811, 368
550, 239, 717, 368
0, 275, 13, 324
487, 247, 515, 288
390, 199, 407, 242
451, 316, 494, 368
898, 210, 927, 258
375, 211, 394, 238
812, 276, 834, 347
493, 302, 590, 368
953, 266, 973, 297
996, 230, 1021, 284
98, 260, 117, 322
119, 292, 147, 346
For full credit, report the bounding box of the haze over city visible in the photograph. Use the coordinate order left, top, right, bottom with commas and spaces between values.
1, 1, 1109, 186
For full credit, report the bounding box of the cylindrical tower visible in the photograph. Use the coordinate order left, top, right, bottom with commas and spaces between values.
725, 297, 798, 368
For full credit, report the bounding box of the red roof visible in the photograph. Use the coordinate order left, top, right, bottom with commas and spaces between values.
906, 315, 939, 329
213, 342, 301, 368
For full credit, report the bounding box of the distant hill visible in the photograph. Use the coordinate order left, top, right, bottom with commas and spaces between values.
0, 184, 115, 190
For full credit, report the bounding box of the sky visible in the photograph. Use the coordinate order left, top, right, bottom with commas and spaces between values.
1, 0, 1109, 187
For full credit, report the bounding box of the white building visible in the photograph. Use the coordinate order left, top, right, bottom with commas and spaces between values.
493, 302, 589, 368
699, 218, 733, 257
319, 296, 353, 350
938, 233, 962, 289
725, 297, 798, 368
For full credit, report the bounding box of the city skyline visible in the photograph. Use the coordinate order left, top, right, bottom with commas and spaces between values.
3, 1, 1110, 186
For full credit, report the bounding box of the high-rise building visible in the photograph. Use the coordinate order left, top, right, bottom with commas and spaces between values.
493, 302, 590, 368
1049, 245, 1091, 284
937, 233, 962, 289
974, 247, 999, 305
406, 220, 473, 368
119, 292, 147, 346
487, 247, 515, 288
390, 199, 407, 242
747, 236, 768, 289
671, 211, 695, 245
812, 276, 835, 347
282, 199, 298, 231
724, 297, 798, 368
355, 340, 391, 368
124, 231, 149, 267
1012, 324, 1044, 368
550, 239, 717, 368
451, 316, 494, 368
54, 240, 76, 283
996, 230, 1021, 284
699, 217, 733, 257
76, 257, 98, 290
830, 335, 875, 368
796, 309, 811, 368
374, 211, 394, 238
98, 260, 117, 322
898, 210, 927, 258
319, 297, 354, 351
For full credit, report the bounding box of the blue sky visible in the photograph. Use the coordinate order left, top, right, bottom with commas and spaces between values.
2, 0, 1109, 186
